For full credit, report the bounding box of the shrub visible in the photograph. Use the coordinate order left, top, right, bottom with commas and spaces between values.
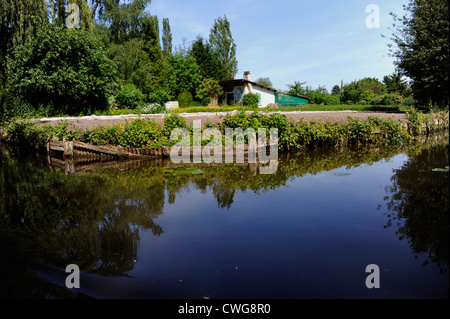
6, 24, 115, 115
164, 113, 188, 133
381, 94, 395, 105
324, 95, 340, 105
311, 95, 325, 105
201, 97, 211, 106
115, 84, 146, 109
242, 93, 259, 108
178, 91, 194, 108
404, 96, 415, 106
370, 96, 382, 105
149, 90, 170, 106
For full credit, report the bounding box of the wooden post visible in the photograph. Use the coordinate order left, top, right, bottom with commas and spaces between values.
63, 139, 74, 158
65, 159, 75, 175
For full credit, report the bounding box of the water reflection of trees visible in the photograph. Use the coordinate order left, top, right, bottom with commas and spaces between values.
0, 141, 436, 297
383, 142, 449, 273
0, 157, 166, 297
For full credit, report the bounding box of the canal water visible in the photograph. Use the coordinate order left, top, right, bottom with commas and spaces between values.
0, 136, 448, 299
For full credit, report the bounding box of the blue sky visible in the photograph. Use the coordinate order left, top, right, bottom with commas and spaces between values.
149, 0, 408, 92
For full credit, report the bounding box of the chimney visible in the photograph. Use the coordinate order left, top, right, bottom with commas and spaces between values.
244, 71, 251, 81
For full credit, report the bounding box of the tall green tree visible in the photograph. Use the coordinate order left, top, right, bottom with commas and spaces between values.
107, 38, 151, 92
96, 0, 163, 95
209, 15, 238, 79
165, 53, 202, 99
162, 17, 172, 59
190, 36, 226, 81
99, 0, 151, 44
0, 0, 48, 87
389, 0, 449, 108
142, 14, 166, 93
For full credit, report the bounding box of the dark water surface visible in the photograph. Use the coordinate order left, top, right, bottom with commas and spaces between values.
0, 137, 448, 299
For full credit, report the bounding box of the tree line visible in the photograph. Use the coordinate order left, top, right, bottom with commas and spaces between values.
0, 0, 447, 119
283, 74, 414, 106
0, 0, 238, 117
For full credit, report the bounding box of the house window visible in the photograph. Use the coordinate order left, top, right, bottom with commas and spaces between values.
234, 87, 244, 101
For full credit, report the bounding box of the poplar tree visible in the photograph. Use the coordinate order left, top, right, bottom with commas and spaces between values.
162, 17, 172, 59
209, 15, 238, 80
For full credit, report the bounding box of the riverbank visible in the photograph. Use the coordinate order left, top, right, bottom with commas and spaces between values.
1, 109, 448, 158
27, 110, 409, 131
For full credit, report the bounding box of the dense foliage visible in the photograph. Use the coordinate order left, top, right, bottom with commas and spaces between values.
0, 0, 239, 119
6, 24, 115, 115
4, 109, 447, 153
242, 93, 260, 108
0, 0, 447, 121
389, 0, 449, 109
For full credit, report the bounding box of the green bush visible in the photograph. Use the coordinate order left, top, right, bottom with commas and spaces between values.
324, 95, 340, 105
404, 96, 415, 106
311, 95, 325, 104
201, 97, 211, 106
381, 94, 395, 105
370, 97, 382, 105
6, 24, 115, 115
149, 90, 170, 106
115, 84, 146, 109
242, 93, 259, 108
164, 113, 188, 133
178, 91, 194, 108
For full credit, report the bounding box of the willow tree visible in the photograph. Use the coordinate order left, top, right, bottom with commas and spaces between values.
0, 0, 47, 87
99, 0, 151, 44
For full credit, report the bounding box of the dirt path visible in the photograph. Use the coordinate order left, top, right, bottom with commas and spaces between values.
29, 110, 407, 130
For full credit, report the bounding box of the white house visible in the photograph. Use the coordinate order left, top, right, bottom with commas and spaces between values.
219, 71, 277, 108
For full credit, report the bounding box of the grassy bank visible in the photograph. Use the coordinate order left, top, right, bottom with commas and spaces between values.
1, 109, 448, 153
